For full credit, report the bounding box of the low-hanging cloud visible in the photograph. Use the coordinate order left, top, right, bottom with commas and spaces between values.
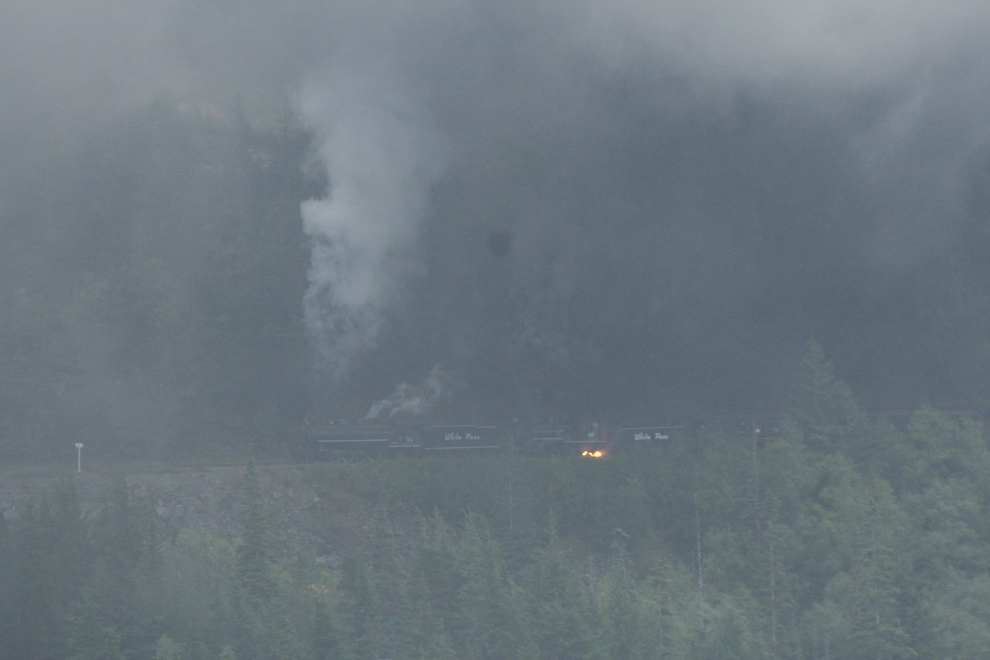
3, 0, 990, 419
282, 0, 990, 404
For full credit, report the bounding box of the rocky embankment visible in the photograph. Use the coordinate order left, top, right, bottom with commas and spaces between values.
0, 464, 371, 562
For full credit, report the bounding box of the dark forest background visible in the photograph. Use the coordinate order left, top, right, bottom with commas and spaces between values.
3, 98, 990, 458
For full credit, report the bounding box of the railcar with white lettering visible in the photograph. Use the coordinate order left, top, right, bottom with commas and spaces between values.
417, 425, 505, 452
612, 423, 686, 450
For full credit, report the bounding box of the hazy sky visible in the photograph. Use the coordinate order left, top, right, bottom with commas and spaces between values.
5, 2, 988, 116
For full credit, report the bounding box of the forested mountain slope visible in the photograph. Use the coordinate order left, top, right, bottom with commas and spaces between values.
2, 346, 989, 659
5, 95, 990, 457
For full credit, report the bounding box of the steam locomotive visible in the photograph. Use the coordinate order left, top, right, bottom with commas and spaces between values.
305, 419, 687, 462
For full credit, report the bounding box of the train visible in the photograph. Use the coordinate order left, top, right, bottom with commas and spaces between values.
304, 409, 983, 463
305, 419, 688, 462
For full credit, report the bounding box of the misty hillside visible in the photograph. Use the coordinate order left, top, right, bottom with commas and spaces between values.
2, 354, 990, 659
5, 4, 990, 660
4, 1, 990, 456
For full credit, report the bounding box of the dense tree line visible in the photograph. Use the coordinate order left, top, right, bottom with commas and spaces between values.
2, 342, 990, 658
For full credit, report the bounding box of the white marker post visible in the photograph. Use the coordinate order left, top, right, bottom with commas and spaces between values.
75, 443, 84, 473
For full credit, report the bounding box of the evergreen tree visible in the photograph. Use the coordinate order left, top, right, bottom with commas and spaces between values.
249, 598, 303, 660
66, 594, 126, 660
368, 497, 408, 658
902, 408, 990, 496
309, 599, 341, 660
9, 486, 91, 660
339, 555, 378, 660
789, 339, 869, 457
0, 515, 11, 660
521, 532, 600, 660
600, 541, 658, 660
236, 462, 276, 604
454, 513, 528, 660
160, 529, 239, 658
90, 473, 161, 657
411, 511, 466, 639
920, 571, 990, 659
698, 597, 766, 660
154, 634, 187, 660
421, 620, 458, 660
816, 473, 913, 659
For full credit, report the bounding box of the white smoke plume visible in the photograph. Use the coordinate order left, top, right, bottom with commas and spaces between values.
365, 363, 447, 420
297, 61, 447, 379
